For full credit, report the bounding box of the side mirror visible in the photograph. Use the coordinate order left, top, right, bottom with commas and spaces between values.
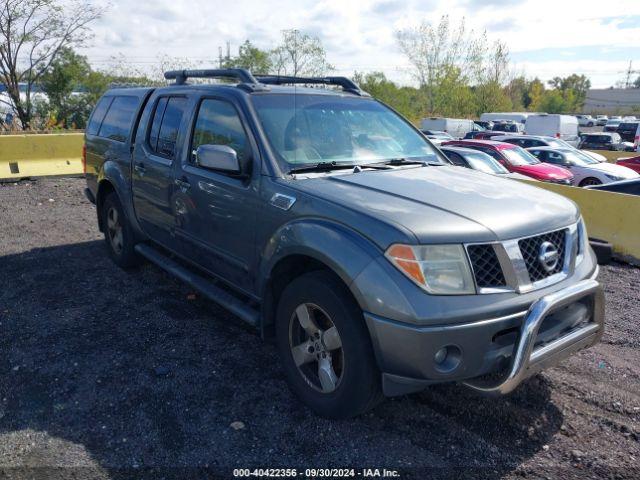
194, 144, 241, 173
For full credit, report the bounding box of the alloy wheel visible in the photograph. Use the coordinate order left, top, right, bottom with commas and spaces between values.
106, 206, 124, 255
289, 303, 344, 393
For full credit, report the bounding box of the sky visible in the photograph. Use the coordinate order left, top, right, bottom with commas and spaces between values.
78, 0, 640, 88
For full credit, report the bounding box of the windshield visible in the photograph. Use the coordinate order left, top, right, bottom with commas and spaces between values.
465, 152, 509, 174
251, 94, 443, 168
562, 150, 599, 166
502, 146, 540, 166
546, 138, 573, 148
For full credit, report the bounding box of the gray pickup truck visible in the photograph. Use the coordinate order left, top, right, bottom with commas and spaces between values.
83, 69, 604, 418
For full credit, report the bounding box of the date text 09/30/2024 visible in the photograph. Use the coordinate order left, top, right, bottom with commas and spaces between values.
232, 468, 401, 478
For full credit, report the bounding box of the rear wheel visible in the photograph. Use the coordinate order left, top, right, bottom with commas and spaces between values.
579, 177, 602, 187
275, 271, 382, 418
101, 192, 140, 268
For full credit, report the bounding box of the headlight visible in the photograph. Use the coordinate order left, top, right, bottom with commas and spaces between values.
605, 174, 623, 181
385, 244, 475, 294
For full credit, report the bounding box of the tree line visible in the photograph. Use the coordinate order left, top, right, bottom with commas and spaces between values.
1, 2, 596, 131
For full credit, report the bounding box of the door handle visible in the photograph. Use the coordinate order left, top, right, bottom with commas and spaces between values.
174, 178, 191, 190
134, 163, 146, 174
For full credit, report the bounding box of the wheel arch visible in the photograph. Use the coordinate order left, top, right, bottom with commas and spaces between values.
95, 161, 146, 239
258, 219, 382, 333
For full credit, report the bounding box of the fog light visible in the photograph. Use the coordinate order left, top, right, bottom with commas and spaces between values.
433, 345, 462, 373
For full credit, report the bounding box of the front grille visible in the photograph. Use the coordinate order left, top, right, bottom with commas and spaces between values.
518, 229, 567, 282
467, 244, 506, 288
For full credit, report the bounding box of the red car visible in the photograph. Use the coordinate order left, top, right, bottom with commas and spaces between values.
442, 139, 574, 184
616, 155, 640, 174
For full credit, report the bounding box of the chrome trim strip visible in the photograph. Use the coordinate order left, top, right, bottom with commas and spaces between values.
462, 278, 604, 396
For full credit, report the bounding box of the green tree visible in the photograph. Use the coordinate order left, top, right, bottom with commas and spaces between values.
474, 81, 512, 117
547, 74, 591, 111
271, 29, 333, 77
526, 78, 546, 111
352, 71, 424, 121
397, 16, 485, 115
539, 90, 567, 113
0, 0, 102, 129
223, 40, 272, 74
38, 48, 94, 128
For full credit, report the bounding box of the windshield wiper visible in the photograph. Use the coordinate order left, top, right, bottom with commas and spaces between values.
366, 157, 442, 167
288, 161, 358, 174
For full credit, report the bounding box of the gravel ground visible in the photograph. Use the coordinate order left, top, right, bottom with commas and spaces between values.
0, 177, 639, 480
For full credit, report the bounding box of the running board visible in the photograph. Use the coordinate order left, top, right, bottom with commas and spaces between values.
135, 243, 260, 327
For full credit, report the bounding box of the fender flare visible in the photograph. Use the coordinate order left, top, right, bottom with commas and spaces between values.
258, 218, 382, 309
96, 161, 146, 239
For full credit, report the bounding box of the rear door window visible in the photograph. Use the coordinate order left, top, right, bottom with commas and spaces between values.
86, 97, 113, 136
147, 96, 187, 159
98, 96, 140, 142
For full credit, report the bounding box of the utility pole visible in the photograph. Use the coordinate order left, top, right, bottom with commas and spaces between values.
624, 60, 639, 89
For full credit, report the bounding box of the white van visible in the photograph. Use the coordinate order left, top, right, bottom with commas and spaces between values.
479, 112, 538, 124
420, 117, 476, 139
525, 114, 579, 142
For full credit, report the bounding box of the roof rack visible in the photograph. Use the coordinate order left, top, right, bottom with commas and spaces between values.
162, 69, 369, 96
164, 68, 259, 86
255, 75, 369, 96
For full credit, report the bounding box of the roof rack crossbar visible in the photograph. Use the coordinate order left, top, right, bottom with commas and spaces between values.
255, 75, 369, 96
164, 68, 258, 85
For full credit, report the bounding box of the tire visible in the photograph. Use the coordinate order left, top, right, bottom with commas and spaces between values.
580, 177, 602, 187
275, 270, 382, 418
101, 192, 141, 268
589, 238, 612, 265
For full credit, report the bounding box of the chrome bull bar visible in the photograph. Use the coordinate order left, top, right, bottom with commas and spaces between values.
463, 279, 605, 396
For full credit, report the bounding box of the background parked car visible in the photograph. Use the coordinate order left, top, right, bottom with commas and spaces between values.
479, 112, 533, 124
604, 119, 622, 132
439, 146, 532, 180
527, 146, 639, 187
442, 139, 573, 184
579, 132, 627, 151
419, 117, 476, 138
474, 120, 494, 130
421, 130, 454, 145
585, 178, 640, 196
596, 115, 608, 126
525, 114, 579, 144
615, 121, 640, 148
576, 115, 595, 127
492, 134, 608, 162
491, 121, 525, 133
616, 155, 640, 173
463, 131, 513, 140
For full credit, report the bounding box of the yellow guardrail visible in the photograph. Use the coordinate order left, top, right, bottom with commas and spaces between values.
0, 133, 84, 181
524, 181, 640, 264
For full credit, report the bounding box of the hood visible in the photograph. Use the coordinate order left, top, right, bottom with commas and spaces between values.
511, 163, 573, 180
298, 165, 579, 244
589, 162, 640, 179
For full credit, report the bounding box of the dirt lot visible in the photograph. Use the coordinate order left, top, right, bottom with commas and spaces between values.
0, 177, 639, 479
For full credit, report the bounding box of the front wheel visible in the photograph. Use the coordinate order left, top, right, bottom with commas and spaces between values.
580, 177, 602, 187
275, 271, 382, 418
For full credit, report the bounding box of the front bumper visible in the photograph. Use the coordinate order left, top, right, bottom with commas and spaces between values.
366, 273, 604, 397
